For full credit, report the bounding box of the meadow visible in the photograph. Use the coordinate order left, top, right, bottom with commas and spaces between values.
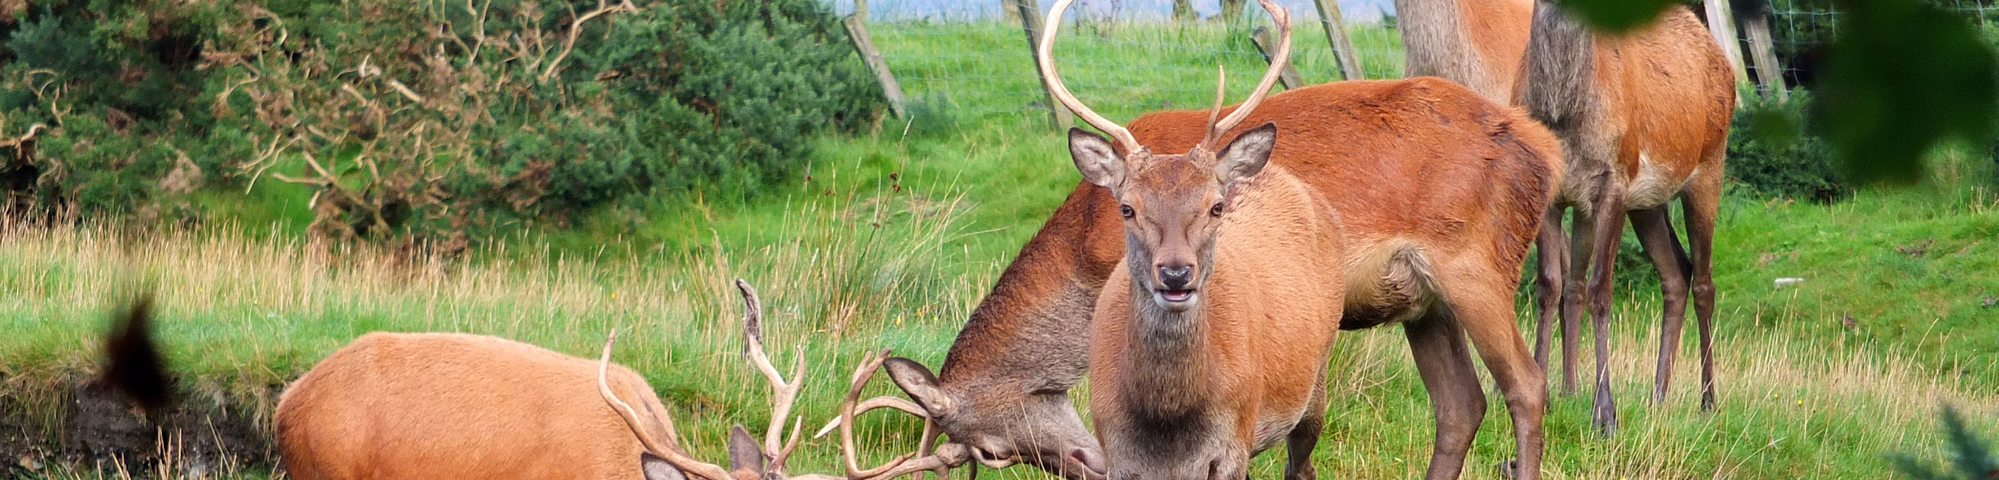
3, 18, 1998, 480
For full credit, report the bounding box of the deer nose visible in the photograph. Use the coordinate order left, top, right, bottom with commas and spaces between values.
1157, 264, 1194, 290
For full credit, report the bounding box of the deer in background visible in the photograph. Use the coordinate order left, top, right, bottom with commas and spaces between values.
1049, 2, 1344, 478
270, 279, 965, 480
1395, 0, 1535, 103
1515, 0, 1735, 433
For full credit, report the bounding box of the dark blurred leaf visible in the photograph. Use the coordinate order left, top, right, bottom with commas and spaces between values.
1554, 0, 1679, 32
1813, 0, 1998, 184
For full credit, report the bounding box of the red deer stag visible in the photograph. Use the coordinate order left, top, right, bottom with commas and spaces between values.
1053, 4, 1343, 479
1059, 0, 1563, 477
1515, 1, 1734, 433
882, 5, 1569, 480
273, 280, 962, 480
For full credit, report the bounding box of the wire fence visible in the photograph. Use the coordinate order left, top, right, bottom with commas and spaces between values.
848, 0, 1999, 126
849, 0, 1403, 124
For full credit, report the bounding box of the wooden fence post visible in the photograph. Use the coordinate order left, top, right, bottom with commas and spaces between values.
1702, 0, 1751, 86
1312, 0, 1365, 80
1251, 27, 1304, 90
843, 15, 908, 118
1014, 0, 1075, 129
1742, 13, 1790, 103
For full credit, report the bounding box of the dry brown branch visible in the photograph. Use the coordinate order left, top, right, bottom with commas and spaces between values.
538, 0, 636, 83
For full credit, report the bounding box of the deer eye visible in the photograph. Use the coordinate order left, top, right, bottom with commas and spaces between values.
1119, 205, 1135, 219
1209, 202, 1225, 217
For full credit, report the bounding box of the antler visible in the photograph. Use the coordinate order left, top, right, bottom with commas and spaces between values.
1038, 0, 1143, 155
598, 330, 735, 480
829, 350, 978, 480
1198, 0, 1292, 152
737, 279, 811, 473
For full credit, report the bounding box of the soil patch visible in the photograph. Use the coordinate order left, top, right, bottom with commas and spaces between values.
2, 377, 277, 478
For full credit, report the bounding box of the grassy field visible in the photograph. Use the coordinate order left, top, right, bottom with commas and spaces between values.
5, 17, 1999, 480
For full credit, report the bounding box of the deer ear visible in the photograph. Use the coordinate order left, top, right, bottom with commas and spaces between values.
641, 452, 690, 480
883, 357, 957, 417
1068, 128, 1126, 189
726, 425, 767, 475
1215, 122, 1277, 185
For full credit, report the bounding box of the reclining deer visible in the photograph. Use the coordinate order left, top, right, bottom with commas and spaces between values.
878, 0, 1567, 477
268, 280, 965, 480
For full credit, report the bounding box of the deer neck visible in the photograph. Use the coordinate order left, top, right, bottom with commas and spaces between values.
1520, 0, 1599, 130
1396, 0, 1491, 89
937, 183, 1121, 393
1120, 257, 1219, 416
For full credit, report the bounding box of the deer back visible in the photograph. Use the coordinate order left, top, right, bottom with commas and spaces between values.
275, 333, 680, 480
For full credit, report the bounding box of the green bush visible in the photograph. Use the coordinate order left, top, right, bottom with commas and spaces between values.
1727, 88, 1850, 203
0, 0, 883, 245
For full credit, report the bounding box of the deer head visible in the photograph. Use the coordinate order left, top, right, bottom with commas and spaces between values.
1042, 0, 1290, 314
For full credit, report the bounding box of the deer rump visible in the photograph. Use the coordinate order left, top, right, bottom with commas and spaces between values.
274, 333, 685, 480
1124, 77, 1561, 330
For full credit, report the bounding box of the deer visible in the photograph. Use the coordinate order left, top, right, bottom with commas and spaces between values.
1049, 3, 1345, 478
1514, 0, 1735, 434
878, 1, 1568, 479
271, 279, 967, 480
882, 1, 1569, 478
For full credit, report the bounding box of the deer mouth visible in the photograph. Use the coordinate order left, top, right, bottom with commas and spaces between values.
1153, 289, 1198, 310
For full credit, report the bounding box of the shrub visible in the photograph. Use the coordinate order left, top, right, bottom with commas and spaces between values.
0, 0, 884, 246
1727, 88, 1850, 203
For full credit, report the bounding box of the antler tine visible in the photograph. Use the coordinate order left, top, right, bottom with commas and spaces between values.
1037, 0, 1143, 155
736, 279, 803, 456
841, 350, 919, 479
853, 442, 976, 480
813, 395, 930, 439
770, 416, 806, 473
1199, 65, 1230, 150
598, 330, 733, 480
1201, 0, 1292, 151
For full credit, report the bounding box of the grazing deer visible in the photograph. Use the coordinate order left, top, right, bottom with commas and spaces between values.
1395, 0, 1535, 103
273, 280, 962, 480
1515, 1, 1734, 433
1050, 4, 1344, 479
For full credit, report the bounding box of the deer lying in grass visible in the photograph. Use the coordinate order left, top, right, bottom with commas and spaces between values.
273, 280, 963, 480
1515, 0, 1735, 433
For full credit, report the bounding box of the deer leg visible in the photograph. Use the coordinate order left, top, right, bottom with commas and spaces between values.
1584, 189, 1628, 436
1282, 374, 1327, 480
1629, 205, 1691, 404
1559, 206, 1596, 395
1404, 311, 1486, 480
1683, 170, 1723, 411
1448, 275, 1548, 480
1532, 206, 1570, 380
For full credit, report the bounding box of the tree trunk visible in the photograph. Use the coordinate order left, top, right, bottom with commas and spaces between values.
1218, 0, 1246, 21
1173, 0, 1195, 21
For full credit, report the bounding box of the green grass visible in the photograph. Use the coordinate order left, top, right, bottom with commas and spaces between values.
5, 18, 1999, 480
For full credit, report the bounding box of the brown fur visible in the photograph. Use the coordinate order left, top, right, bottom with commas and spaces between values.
275, 333, 684, 480
1085, 151, 1346, 480
1515, 3, 1735, 433
894, 77, 1565, 480
1397, 0, 1536, 102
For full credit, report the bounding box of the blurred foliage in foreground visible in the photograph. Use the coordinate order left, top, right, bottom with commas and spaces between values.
1892, 405, 1998, 480
0, 0, 883, 250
